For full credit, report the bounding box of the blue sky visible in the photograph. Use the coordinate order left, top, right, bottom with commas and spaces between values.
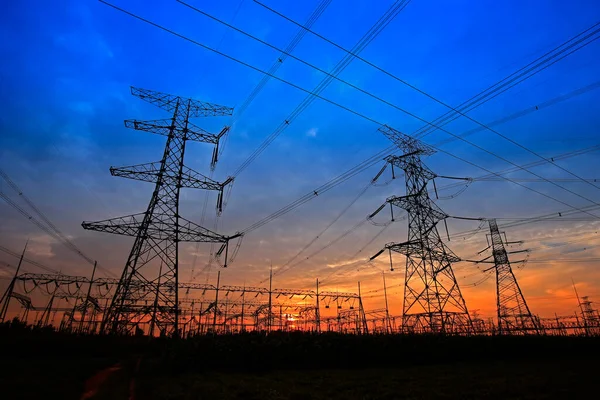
1, 0, 600, 317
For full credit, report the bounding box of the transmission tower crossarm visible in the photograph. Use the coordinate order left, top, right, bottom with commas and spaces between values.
110, 162, 228, 191
379, 125, 436, 155
130, 86, 233, 117
124, 118, 230, 145
82, 213, 146, 237
82, 213, 234, 243
387, 195, 448, 221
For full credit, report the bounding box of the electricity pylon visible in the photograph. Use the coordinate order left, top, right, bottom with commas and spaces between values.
579, 296, 600, 336
486, 219, 538, 334
370, 125, 472, 334
83, 87, 240, 337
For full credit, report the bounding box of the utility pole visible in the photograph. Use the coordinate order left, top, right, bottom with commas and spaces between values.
279, 305, 283, 331
268, 263, 273, 333
315, 278, 321, 333
572, 279, 588, 336
197, 301, 204, 335
213, 270, 221, 334
150, 263, 164, 337
79, 260, 97, 333
487, 219, 538, 335
241, 284, 245, 333
358, 281, 368, 334
82, 87, 240, 337
382, 272, 391, 334
0, 241, 28, 322
370, 125, 471, 334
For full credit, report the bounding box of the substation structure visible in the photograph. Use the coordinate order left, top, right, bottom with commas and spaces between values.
2, 271, 599, 336
2, 90, 599, 337
0, 272, 378, 336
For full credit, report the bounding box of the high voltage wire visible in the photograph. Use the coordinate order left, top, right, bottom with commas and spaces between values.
184, 0, 600, 193
191, 0, 335, 282
320, 225, 391, 286
319, 203, 600, 287
220, 0, 413, 177
0, 245, 61, 275
177, 0, 405, 175
245, 140, 600, 268
244, 130, 600, 283
0, 170, 116, 278
227, 0, 333, 123
434, 80, 600, 148
271, 218, 369, 280
244, 97, 600, 238
447, 204, 600, 242
243, 135, 600, 280
251, 0, 600, 191
241, 147, 392, 234
436, 143, 600, 195
101, 0, 600, 288
277, 183, 372, 271
100, 0, 600, 230
414, 22, 600, 139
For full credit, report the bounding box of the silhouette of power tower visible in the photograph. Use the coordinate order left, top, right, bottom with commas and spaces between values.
484, 219, 538, 334
370, 125, 472, 334
579, 296, 600, 335
82, 87, 240, 337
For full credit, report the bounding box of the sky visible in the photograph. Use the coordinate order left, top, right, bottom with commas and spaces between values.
1, 0, 600, 321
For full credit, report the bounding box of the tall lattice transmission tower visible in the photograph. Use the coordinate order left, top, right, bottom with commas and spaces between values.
579, 296, 600, 335
83, 87, 240, 337
370, 125, 472, 334
485, 219, 538, 334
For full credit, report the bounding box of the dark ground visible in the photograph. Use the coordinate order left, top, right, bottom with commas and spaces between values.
137, 358, 595, 400
1, 321, 597, 399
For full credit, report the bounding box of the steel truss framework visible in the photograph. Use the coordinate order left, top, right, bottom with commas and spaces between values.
2, 272, 599, 336
81, 87, 240, 337
370, 125, 472, 334
0, 273, 364, 335
486, 219, 539, 334
579, 296, 600, 336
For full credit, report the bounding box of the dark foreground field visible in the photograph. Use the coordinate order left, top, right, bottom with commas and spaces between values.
1, 321, 598, 399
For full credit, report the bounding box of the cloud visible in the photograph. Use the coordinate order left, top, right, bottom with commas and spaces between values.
306, 128, 318, 138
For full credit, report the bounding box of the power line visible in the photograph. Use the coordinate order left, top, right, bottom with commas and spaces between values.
0, 245, 61, 274
225, 0, 333, 123
0, 170, 116, 278
251, 1, 600, 191
447, 204, 600, 241
224, 0, 412, 177
414, 23, 600, 139
277, 182, 372, 272
100, 0, 600, 234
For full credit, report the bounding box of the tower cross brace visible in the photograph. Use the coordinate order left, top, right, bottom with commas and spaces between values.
370, 125, 472, 334
82, 87, 239, 337
487, 219, 538, 334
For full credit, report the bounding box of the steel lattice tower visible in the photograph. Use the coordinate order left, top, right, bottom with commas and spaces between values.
487, 219, 538, 335
579, 296, 600, 335
82, 87, 239, 337
371, 125, 472, 334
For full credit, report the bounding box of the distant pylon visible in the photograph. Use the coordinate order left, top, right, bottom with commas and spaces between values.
370, 125, 472, 334
579, 296, 600, 336
486, 219, 538, 335
83, 87, 241, 337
